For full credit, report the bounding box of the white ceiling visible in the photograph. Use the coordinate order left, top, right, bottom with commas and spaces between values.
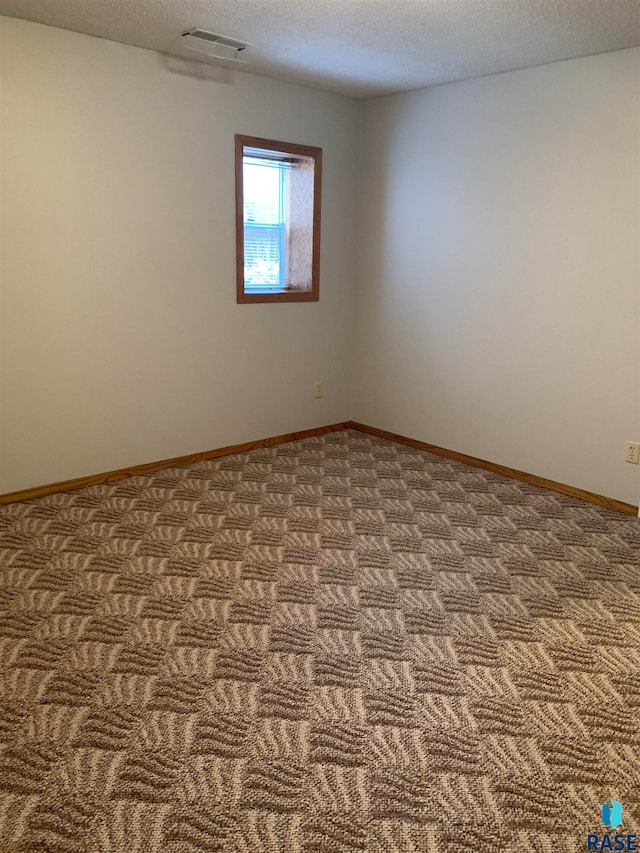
1, 0, 639, 97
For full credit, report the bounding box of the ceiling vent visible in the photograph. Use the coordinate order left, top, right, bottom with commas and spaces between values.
181, 28, 250, 62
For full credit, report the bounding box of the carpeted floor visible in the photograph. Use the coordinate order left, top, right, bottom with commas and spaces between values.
0, 429, 639, 852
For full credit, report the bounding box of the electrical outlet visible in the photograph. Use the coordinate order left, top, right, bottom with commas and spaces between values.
314, 381, 323, 399
626, 442, 640, 464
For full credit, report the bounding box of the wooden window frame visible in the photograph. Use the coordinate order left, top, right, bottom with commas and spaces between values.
235, 134, 322, 304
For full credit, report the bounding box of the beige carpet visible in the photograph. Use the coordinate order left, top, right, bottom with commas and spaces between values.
0, 429, 639, 852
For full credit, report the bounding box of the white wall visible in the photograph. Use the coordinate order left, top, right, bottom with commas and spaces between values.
354, 48, 640, 506
2, 17, 639, 509
0, 17, 360, 493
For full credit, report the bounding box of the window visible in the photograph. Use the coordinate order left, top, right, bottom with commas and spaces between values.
235, 135, 322, 303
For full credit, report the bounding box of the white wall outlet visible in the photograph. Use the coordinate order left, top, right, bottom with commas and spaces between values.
314, 381, 323, 399
626, 442, 640, 464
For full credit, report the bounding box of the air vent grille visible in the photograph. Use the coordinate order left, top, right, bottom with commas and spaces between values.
181, 28, 248, 52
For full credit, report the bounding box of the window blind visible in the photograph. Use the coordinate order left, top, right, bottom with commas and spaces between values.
243, 158, 287, 290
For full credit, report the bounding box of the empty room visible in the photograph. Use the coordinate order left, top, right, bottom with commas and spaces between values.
0, 1, 639, 851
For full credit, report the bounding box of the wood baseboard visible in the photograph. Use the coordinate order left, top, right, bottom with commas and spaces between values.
2, 420, 636, 517
347, 421, 639, 517
0, 422, 349, 506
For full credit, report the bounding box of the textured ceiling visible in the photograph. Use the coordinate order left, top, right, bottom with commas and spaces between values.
1, 0, 639, 97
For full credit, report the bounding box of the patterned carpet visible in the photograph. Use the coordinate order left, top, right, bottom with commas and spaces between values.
0, 428, 639, 852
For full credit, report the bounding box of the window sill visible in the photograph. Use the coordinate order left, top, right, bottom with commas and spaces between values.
237, 290, 319, 304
